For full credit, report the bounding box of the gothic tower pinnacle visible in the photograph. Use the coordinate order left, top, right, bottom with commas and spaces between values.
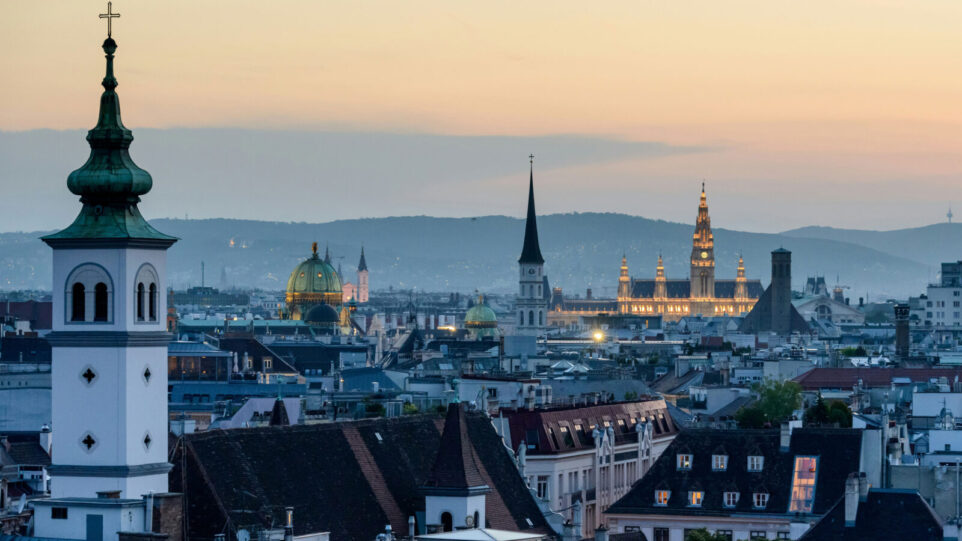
690, 183, 715, 299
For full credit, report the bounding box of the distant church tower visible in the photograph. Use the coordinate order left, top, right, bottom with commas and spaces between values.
690, 183, 715, 300
35, 12, 176, 538
357, 247, 369, 303
517, 156, 546, 335
654, 254, 667, 299
734, 254, 749, 299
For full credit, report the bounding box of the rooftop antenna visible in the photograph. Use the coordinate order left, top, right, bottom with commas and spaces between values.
949, 207, 954, 224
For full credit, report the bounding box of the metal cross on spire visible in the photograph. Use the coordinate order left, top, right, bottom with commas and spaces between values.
100, 1, 120, 38
529, 153, 534, 166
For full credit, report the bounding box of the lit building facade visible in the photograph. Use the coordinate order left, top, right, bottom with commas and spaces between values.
550, 186, 763, 325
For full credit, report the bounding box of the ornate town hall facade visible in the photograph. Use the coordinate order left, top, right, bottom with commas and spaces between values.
550, 186, 763, 324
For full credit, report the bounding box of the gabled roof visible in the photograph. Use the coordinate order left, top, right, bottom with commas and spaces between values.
423, 403, 489, 493
793, 367, 962, 391
171, 411, 550, 541
799, 489, 942, 541
606, 428, 864, 518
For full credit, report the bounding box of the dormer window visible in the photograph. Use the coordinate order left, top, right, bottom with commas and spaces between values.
723, 491, 739, 508
748, 455, 764, 472
753, 492, 770, 509
655, 490, 670, 506
676, 454, 693, 470
688, 491, 704, 507
712, 454, 729, 471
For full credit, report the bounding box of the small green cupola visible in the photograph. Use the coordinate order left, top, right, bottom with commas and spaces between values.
43, 36, 175, 246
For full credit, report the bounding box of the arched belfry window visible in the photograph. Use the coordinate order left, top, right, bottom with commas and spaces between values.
134, 264, 160, 324
528, 310, 534, 326
65, 263, 113, 324
136, 283, 146, 321
148, 283, 158, 321
71, 283, 86, 322
440, 512, 453, 532
94, 283, 109, 321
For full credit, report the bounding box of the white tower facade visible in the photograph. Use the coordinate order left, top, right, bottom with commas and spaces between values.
517, 158, 547, 336
34, 24, 178, 541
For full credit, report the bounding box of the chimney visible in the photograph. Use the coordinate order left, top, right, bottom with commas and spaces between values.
408, 516, 416, 540
858, 472, 869, 502
779, 423, 792, 452
844, 473, 859, 526
594, 526, 609, 541
894, 304, 910, 358
586, 288, 593, 300
39, 424, 52, 456
284, 506, 294, 541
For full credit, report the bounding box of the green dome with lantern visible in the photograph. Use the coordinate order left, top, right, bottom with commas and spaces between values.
465, 294, 500, 339
285, 243, 343, 319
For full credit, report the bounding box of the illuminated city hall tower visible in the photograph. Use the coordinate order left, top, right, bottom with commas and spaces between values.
690, 183, 716, 305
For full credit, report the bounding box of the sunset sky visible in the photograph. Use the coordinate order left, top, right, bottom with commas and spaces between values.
2, 1, 960, 232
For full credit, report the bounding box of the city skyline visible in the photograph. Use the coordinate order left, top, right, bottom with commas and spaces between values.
1, 1, 960, 232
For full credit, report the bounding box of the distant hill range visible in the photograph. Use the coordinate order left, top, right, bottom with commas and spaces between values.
1, 214, 954, 299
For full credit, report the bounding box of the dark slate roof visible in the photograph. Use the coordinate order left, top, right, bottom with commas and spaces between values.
423, 403, 488, 491
606, 428, 864, 518
630, 280, 762, 299
268, 398, 290, 426
518, 166, 544, 265
558, 299, 619, 313
799, 489, 943, 541
1, 434, 50, 466
0, 334, 51, 364
649, 370, 704, 395
171, 412, 550, 541
340, 367, 401, 392
501, 399, 677, 455
738, 284, 811, 334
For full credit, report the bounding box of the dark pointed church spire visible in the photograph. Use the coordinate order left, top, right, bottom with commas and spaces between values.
518, 155, 545, 265
358, 246, 368, 272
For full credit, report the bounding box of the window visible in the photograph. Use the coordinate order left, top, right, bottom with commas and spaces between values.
71, 283, 86, 321
149, 283, 158, 321
440, 512, 453, 532
723, 491, 739, 508
777, 534, 790, 539
715, 531, 733, 541
712, 454, 729, 471
654, 528, 669, 541
654, 490, 670, 506
136, 282, 146, 321
789, 456, 819, 513
264, 358, 273, 370
676, 454, 692, 470
51, 507, 68, 519
688, 491, 704, 507
528, 310, 534, 326
748, 455, 764, 472
753, 492, 770, 509
559, 426, 574, 447
536, 475, 549, 500
94, 282, 109, 321
750, 532, 767, 540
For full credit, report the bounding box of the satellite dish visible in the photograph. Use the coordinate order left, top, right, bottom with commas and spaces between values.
237, 529, 251, 541
16, 494, 26, 514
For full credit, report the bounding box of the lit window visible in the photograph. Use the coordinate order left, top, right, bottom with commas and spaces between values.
688, 491, 704, 507
712, 454, 729, 471
723, 491, 739, 508
677, 454, 692, 470
655, 490, 670, 506
748, 455, 764, 472
753, 492, 770, 509
788, 456, 819, 513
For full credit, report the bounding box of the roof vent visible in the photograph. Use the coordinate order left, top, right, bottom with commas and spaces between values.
375, 432, 383, 443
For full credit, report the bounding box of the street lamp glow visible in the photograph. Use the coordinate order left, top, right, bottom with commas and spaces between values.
593, 330, 604, 342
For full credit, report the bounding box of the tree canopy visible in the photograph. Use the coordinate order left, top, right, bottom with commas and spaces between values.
735, 378, 802, 429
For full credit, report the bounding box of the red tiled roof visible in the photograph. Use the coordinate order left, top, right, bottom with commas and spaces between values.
793, 367, 962, 390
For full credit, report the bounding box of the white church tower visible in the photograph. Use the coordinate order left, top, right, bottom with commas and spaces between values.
34, 6, 177, 540
517, 155, 547, 336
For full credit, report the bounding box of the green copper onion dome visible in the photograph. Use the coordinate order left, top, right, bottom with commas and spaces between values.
43, 37, 175, 245
465, 294, 498, 329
